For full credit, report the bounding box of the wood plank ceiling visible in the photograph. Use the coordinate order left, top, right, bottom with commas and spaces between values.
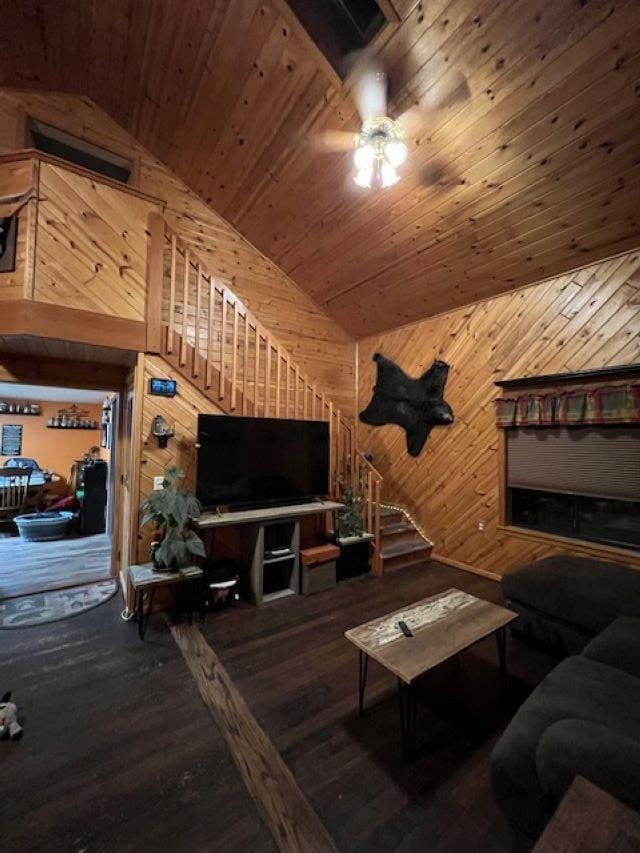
2, 0, 640, 338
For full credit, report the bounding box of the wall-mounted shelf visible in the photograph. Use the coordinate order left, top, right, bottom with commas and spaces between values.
46, 425, 98, 430
0, 411, 40, 416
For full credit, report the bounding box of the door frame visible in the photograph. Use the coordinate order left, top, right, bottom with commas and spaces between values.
118, 354, 144, 575
0, 352, 132, 578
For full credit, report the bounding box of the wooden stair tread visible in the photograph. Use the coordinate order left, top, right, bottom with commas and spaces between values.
384, 554, 431, 572
380, 507, 402, 517
381, 539, 431, 559
380, 521, 415, 536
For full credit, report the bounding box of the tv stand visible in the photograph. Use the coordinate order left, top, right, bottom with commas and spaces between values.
196, 501, 343, 606
196, 500, 342, 529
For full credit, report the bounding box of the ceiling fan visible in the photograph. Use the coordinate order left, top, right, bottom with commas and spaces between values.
351, 68, 409, 188
316, 61, 470, 190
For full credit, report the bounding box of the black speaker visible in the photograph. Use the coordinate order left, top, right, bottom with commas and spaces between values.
76, 460, 107, 535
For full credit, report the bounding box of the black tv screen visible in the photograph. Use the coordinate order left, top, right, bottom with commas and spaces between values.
196, 415, 330, 509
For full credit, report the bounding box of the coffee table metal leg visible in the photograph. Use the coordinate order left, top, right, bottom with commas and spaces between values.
398, 678, 418, 762
496, 626, 507, 699
358, 650, 369, 716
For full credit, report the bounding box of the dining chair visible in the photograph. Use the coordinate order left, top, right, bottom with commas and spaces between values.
0, 466, 33, 520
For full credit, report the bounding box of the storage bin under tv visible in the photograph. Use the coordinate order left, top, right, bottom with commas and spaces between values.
196, 501, 343, 606
336, 533, 375, 580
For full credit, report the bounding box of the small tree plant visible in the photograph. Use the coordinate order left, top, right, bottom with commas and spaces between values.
337, 485, 365, 539
140, 467, 206, 571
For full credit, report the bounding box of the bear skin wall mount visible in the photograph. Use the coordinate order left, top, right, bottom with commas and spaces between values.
359, 353, 454, 456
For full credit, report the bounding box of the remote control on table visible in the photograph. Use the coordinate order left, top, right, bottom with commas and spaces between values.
398, 620, 413, 638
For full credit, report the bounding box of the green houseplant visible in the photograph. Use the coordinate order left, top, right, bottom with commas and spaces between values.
336, 485, 365, 540
140, 467, 206, 572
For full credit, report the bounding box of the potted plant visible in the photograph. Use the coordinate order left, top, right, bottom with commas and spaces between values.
140, 467, 206, 572
336, 485, 365, 540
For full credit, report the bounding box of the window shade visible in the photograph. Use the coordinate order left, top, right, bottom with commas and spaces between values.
506, 426, 640, 501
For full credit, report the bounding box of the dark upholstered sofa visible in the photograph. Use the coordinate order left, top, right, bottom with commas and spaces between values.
501, 555, 640, 655
491, 556, 640, 840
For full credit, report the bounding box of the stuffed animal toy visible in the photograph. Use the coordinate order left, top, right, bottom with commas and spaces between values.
0, 691, 23, 741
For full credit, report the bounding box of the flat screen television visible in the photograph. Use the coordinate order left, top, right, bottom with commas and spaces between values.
196, 415, 330, 510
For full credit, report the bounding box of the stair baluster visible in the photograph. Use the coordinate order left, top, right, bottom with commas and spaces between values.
156, 224, 390, 572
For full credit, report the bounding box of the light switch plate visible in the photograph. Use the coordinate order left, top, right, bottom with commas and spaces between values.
153, 476, 164, 491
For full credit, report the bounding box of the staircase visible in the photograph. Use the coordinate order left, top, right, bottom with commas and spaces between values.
146, 215, 387, 573
379, 507, 433, 572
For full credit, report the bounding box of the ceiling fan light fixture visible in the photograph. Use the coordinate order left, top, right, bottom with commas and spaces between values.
384, 140, 407, 168
380, 162, 399, 188
353, 142, 375, 170
354, 166, 373, 188
352, 116, 406, 189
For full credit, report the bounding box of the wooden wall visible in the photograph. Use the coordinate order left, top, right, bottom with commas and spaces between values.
136, 353, 223, 561
358, 251, 640, 577
0, 90, 356, 418
33, 163, 155, 319
0, 158, 36, 300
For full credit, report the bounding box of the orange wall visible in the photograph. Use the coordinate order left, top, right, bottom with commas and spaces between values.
0, 401, 104, 479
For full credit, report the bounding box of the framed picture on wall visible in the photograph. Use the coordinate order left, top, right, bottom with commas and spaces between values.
1, 424, 23, 456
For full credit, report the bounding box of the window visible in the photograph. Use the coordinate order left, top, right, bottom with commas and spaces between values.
285, 0, 390, 78
27, 119, 133, 184
506, 425, 640, 551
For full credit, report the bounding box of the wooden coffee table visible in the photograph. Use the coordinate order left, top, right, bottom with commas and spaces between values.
345, 588, 517, 760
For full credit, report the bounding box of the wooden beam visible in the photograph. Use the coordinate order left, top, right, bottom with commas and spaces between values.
170, 622, 339, 853
0, 149, 165, 207
0, 353, 129, 390
0, 300, 146, 351
145, 212, 165, 353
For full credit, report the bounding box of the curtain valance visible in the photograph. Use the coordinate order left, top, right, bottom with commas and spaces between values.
495, 384, 640, 428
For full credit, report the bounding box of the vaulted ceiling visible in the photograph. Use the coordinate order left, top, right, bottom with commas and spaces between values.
3, 0, 640, 338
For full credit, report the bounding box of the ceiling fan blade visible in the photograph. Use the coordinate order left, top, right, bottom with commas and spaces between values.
353, 64, 388, 120
423, 71, 471, 112
395, 71, 471, 141
310, 129, 357, 153
396, 104, 427, 140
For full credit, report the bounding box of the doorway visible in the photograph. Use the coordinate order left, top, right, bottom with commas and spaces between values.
0, 382, 118, 600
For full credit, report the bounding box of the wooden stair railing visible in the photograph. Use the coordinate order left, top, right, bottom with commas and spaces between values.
354, 451, 382, 574
146, 214, 384, 574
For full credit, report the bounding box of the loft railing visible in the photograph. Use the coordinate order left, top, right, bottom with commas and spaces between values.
147, 214, 384, 574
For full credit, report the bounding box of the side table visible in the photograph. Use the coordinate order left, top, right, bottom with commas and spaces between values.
128, 564, 204, 639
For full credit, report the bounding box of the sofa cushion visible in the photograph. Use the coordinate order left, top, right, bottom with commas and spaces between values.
506, 601, 593, 655
537, 719, 640, 815
582, 617, 640, 679
491, 654, 640, 839
502, 556, 640, 636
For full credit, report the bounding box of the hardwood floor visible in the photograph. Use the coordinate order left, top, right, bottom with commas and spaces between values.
0, 596, 274, 853
0, 532, 111, 599
198, 563, 557, 852
172, 621, 338, 852
0, 562, 558, 852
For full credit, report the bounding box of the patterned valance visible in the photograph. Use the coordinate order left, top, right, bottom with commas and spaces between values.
495, 384, 640, 428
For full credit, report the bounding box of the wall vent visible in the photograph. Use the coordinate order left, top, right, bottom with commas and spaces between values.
27, 119, 133, 184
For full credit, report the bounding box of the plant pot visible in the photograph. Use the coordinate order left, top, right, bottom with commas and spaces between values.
150, 543, 178, 574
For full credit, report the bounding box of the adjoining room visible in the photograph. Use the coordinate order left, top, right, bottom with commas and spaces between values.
0, 382, 116, 613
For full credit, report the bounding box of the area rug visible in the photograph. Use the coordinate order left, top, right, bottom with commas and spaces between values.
0, 580, 118, 628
